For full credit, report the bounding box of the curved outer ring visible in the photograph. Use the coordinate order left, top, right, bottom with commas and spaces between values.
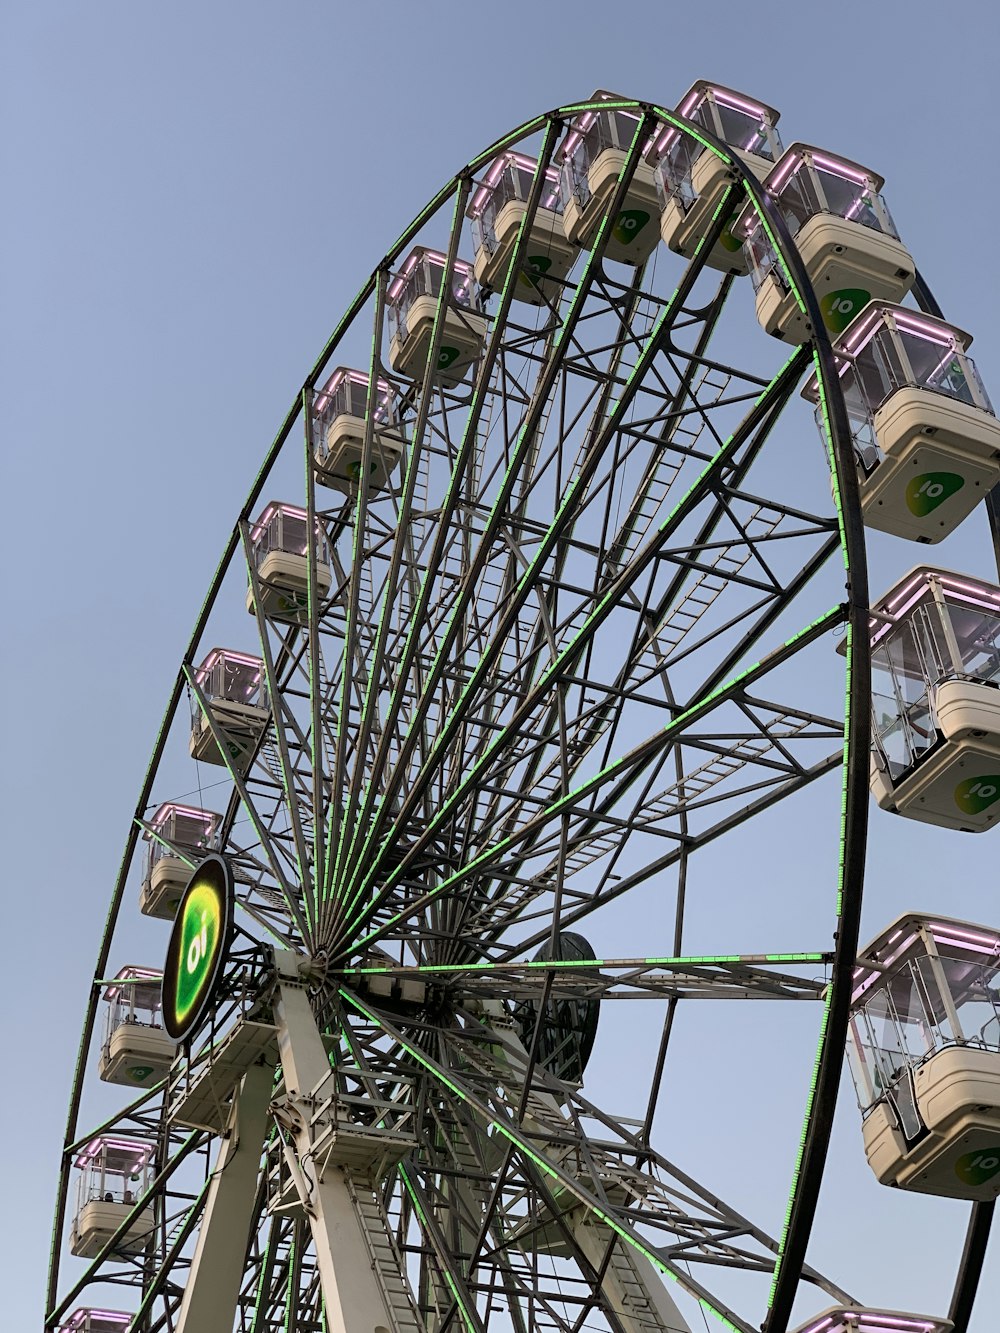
46, 98, 871, 1333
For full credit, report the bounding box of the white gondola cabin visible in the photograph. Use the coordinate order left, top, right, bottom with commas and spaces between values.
58, 1311, 133, 1333
791, 1311, 951, 1333
651, 81, 782, 273
387, 248, 488, 388
189, 649, 268, 771
733, 144, 914, 343
70, 1137, 155, 1258
867, 568, 1000, 830
558, 93, 661, 264
140, 802, 220, 919
468, 152, 576, 304
802, 304, 1000, 542
99, 967, 175, 1087
246, 502, 331, 619
848, 913, 1000, 1201
313, 368, 406, 493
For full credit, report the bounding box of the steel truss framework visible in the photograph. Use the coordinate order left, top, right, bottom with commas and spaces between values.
47, 95, 980, 1333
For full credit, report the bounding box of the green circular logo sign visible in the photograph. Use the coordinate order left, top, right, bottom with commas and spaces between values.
162, 854, 233, 1041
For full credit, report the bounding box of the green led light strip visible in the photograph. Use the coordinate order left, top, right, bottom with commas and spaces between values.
398, 1163, 480, 1333
342, 952, 827, 977
133, 820, 199, 870
242, 538, 317, 942
329, 180, 477, 906
249, 1221, 279, 1333
333, 136, 565, 925
127, 1170, 212, 1330
336, 477, 583, 930
283, 1231, 296, 1333
183, 664, 309, 942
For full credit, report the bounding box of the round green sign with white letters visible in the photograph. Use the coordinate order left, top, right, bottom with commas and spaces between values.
162, 854, 233, 1041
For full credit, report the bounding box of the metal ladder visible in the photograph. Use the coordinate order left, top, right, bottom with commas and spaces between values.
603, 367, 733, 580
345, 1171, 424, 1333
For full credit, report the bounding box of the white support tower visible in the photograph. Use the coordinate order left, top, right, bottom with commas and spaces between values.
273, 952, 422, 1333
174, 1062, 276, 1333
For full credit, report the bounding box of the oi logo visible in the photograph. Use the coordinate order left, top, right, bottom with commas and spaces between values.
905, 472, 964, 517
820, 288, 871, 334
347, 459, 378, 481
719, 222, 743, 254
173, 883, 221, 1028
613, 209, 651, 246
954, 777, 1000, 817
955, 1147, 1000, 1188
519, 255, 553, 292
162, 854, 232, 1041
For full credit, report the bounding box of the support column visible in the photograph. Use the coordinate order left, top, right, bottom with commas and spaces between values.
176, 1059, 275, 1333
273, 952, 403, 1333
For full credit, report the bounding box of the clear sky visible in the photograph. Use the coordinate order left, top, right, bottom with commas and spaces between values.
5, 2, 998, 1328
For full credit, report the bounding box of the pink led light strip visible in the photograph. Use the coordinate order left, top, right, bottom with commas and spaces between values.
800, 1314, 941, 1333
468, 152, 561, 216
314, 368, 394, 419
150, 803, 218, 830
62, 1314, 132, 1332
75, 1136, 154, 1168
387, 249, 474, 303
104, 966, 163, 1001
195, 648, 264, 686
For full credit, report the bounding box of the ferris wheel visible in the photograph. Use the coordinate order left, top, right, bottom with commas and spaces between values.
46, 85, 1000, 1333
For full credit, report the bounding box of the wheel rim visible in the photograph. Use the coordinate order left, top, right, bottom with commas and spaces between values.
48, 97, 875, 1333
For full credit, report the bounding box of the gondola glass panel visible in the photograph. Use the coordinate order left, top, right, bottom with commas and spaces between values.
246, 501, 331, 620
558, 91, 661, 263
867, 568, 1000, 830
652, 81, 781, 273
802, 304, 1000, 541
468, 152, 575, 304
140, 803, 220, 919
791, 1310, 952, 1333
848, 913, 1000, 1200
189, 649, 268, 772
70, 1138, 155, 1258
58, 1312, 133, 1333
98, 967, 175, 1087
313, 368, 406, 493
734, 144, 914, 342
387, 248, 487, 388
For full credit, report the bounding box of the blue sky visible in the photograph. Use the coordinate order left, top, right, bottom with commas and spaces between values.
5, 2, 999, 1328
